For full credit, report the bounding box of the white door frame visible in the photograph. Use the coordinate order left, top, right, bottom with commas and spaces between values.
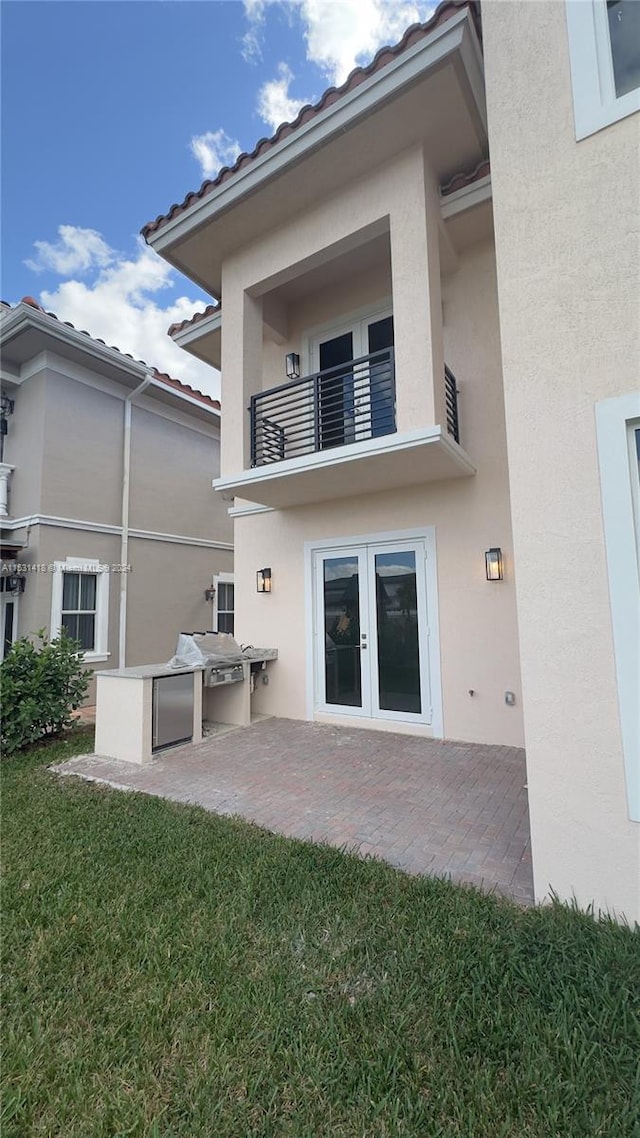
1, 594, 19, 660
304, 526, 443, 737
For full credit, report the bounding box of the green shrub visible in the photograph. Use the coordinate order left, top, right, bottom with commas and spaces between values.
0, 629, 91, 756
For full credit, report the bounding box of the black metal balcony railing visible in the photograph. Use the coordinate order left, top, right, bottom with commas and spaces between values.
445, 366, 460, 444
249, 350, 460, 467
250, 348, 396, 467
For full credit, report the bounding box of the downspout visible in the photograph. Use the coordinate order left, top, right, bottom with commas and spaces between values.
119, 373, 153, 668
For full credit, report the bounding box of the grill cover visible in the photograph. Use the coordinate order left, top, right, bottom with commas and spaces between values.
168, 632, 244, 670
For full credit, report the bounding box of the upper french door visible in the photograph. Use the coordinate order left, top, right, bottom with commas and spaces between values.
314, 538, 431, 724
312, 310, 394, 449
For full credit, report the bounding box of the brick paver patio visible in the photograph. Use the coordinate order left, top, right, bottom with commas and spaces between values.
55, 718, 533, 904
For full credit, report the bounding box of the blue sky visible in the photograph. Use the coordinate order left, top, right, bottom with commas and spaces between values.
2, 0, 434, 395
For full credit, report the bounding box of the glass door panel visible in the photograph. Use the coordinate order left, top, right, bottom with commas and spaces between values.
318, 332, 354, 450
373, 550, 421, 714
322, 554, 363, 708
367, 316, 395, 439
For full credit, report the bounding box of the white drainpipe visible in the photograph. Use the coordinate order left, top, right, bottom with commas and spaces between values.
119, 374, 153, 668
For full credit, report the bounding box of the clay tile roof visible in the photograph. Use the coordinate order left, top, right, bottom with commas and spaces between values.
168, 303, 221, 338
441, 158, 491, 196
141, 0, 481, 241
3, 298, 221, 411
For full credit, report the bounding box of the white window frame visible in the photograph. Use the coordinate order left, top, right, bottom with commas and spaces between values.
50, 557, 110, 662
212, 572, 234, 635
595, 391, 640, 822
566, 0, 640, 139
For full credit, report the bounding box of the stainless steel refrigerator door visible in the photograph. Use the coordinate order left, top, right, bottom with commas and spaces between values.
152, 673, 194, 751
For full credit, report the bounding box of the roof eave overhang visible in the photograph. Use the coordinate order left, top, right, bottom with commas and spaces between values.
147, 8, 485, 266
0, 306, 150, 384
0, 306, 220, 418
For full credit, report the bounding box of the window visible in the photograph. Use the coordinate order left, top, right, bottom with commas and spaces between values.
566, 0, 640, 139
212, 573, 234, 634
61, 571, 97, 650
595, 392, 640, 822
607, 0, 640, 97
51, 558, 110, 661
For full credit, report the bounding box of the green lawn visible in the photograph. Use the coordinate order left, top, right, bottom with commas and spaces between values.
2, 732, 639, 1138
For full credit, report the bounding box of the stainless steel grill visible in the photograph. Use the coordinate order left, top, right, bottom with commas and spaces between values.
204, 663, 244, 687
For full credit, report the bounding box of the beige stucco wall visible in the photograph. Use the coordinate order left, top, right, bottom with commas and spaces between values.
2, 372, 46, 519
232, 239, 523, 747
129, 402, 231, 543
125, 537, 233, 666
40, 369, 124, 525
483, 0, 640, 918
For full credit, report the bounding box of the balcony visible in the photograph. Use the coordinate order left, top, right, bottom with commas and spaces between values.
251, 349, 397, 467
215, 354, 474, 510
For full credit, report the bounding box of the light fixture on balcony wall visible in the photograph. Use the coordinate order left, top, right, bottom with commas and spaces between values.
256, 567, 272, 593
204, 585, 216, 603
285, 352, 300, 380
485, 548, 504, 581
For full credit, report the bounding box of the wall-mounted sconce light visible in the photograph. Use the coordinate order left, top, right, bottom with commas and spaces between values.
256, 567, 272, 593
4, 574, 25, 594
204, 585, 216, 603
285, 352, 300, 380
485, 548, 504, 581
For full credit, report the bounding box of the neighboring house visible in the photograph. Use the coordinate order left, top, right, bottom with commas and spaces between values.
143, 0, 639, 921
0, 298, 234, 692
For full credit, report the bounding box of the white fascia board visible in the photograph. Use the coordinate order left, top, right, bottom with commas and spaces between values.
171, 309, 222, 349
214, 426, 476, 496
440, 173, 492, 218
149, 11, 482, 253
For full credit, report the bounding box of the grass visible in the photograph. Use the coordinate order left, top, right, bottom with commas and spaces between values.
2, 732, 639, 1138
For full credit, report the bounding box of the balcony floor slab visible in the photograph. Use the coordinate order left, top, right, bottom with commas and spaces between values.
215, 426, 475, 508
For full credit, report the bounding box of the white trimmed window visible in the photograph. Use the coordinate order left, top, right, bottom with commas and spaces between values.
566, 0, 640, 139
595, 393, 640, 823
51, 557, 110, 662
212, 573, 234, 634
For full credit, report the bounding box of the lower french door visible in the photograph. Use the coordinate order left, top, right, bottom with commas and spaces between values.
314, 539, 432, 724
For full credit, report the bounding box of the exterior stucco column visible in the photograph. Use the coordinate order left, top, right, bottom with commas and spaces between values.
220, 278, 263, 478
390, 151, 445, 434
0, 463, 14, 517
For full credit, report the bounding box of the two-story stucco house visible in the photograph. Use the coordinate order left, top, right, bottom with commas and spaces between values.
0, 298, 234, 688
142, 0, 639, 922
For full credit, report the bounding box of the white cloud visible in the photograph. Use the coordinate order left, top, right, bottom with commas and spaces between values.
27, 231, 219, 397
257, 62, 312, 131
245, 0, 435, 88
242, 0, 267, 61
24, 225, 113, 275
302, 0, 436, 85
190, 129, 242, 179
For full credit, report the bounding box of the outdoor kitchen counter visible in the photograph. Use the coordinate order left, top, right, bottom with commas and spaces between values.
202, 649, 278, 730
97, 663, 204, 680
94, 664, 203, 766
